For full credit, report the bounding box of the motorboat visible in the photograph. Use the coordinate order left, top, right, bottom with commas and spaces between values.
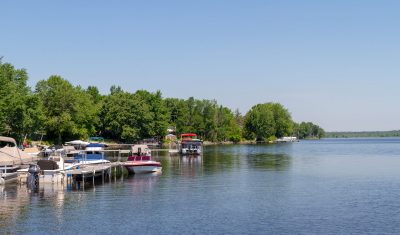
18, 145, 110, 185
179, 133, 202, 155
124, 145, 162, 174
73, 143, 110, 165
0, 136, 36, 184
275, 136, 299, 143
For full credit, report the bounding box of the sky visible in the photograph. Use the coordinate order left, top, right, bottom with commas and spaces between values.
2, 0, 400, 132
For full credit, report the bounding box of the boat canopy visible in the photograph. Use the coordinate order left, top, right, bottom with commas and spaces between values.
0, 137, 17, 146
180, 133, 202, 142
181, 133, 197, 137
65, 140, 90, 146
0, 137, 37, 165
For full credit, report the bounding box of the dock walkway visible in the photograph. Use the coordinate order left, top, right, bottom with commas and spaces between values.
64, 162, 125, 189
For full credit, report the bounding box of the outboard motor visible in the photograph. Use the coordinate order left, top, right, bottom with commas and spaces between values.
27, 164, 40, 189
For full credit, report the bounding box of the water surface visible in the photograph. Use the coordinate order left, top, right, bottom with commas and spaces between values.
1, 138, 400, 234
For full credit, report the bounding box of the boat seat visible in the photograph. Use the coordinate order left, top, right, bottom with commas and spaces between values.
127, 156, 136, 161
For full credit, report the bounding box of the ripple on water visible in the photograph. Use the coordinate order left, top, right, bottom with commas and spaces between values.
2, 139, 400, 234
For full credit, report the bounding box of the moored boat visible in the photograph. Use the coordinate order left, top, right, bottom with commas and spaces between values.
179, 133, 202, 155
0, 136, 37, 184
73, 143, 110, 165
124, 145, 162, 174
275, 136, 298, 143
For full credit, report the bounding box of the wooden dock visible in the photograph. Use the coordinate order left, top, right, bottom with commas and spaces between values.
64, 162, 125, 190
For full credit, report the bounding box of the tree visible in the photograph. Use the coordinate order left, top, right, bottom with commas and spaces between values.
244, 104, 275, 141
243, 102, 293, 141
86, 86, 103, 104
164, 98, 192, 134
215, 106, 242, 142
270, 103, 293, 138
85, 85, 103, 135
35, 76, 97, 143
100, 90, 154, 142
0, 60, 44, 142
293, 122, 325, 139
134, 90, 169, 140
164, 97, 241, 142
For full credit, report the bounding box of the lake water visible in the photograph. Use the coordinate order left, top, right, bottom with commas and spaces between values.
1, 138, 400, 234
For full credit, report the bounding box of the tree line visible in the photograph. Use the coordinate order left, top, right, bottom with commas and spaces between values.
325, 130, 400, 138
0, 60, 324, 144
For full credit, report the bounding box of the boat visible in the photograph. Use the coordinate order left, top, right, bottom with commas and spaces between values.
0, 136, 37, 184
23, 146, 41, 157
73, 143, 110, 165
124, 145, 162, 174
179, 133, 202, 155
275, 136, 299, 143
65, 140, 90, 147
18, 145, 111, 185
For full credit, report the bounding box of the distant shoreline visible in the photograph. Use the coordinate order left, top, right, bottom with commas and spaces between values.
325, 130, 400, 138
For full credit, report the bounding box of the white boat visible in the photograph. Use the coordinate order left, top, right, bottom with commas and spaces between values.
72, 143, 110, 165
0, 136, 37, 184
124, 145, 162, 174
18, 143, 110, 184
275, 136, 298, 143
65, 140, 90, 146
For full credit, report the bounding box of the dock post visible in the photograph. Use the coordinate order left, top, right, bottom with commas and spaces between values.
114, 166, 117, 182
120, 164, 124, 182
82, 173, 85, 190
102, 170, 104, 184
93, 170, 95, 186
109, 167, 111, 183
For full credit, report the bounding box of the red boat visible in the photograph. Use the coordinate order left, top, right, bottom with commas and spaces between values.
124, 145, 162, 174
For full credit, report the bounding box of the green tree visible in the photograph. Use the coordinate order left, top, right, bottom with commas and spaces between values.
85, 85, 103, 135
215, 106, 241, 142
0, 60, 44, 142
243, 102, 293, 141
270, 103, 293, 138
293, 122, 325, 139
134, 90, 169, 140
100, 89, 154, 142
86, 86, 103, 104
164, 97, 241, 142
165, 98, 191, 134
36, 76, 97, 143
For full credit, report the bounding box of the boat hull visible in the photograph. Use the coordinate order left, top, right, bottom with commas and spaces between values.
180, 148, 202, 155
124, 162, 162, 174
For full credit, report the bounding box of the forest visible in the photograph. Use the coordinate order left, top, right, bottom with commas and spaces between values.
0, 59, 324, 144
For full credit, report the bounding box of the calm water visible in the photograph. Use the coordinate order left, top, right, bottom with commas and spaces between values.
2, 138, 400, 234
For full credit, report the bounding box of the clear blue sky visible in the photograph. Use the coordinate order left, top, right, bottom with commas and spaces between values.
2, 0, 400, 131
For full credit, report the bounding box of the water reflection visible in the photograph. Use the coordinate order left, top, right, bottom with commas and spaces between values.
167, 155, 203, 178
0, 184, 67, 234
202, 144, 292, 172
246, 153, 291, 171
0, 185, 28, 233
125, 172, 161, 195
203, 146, 237, 174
